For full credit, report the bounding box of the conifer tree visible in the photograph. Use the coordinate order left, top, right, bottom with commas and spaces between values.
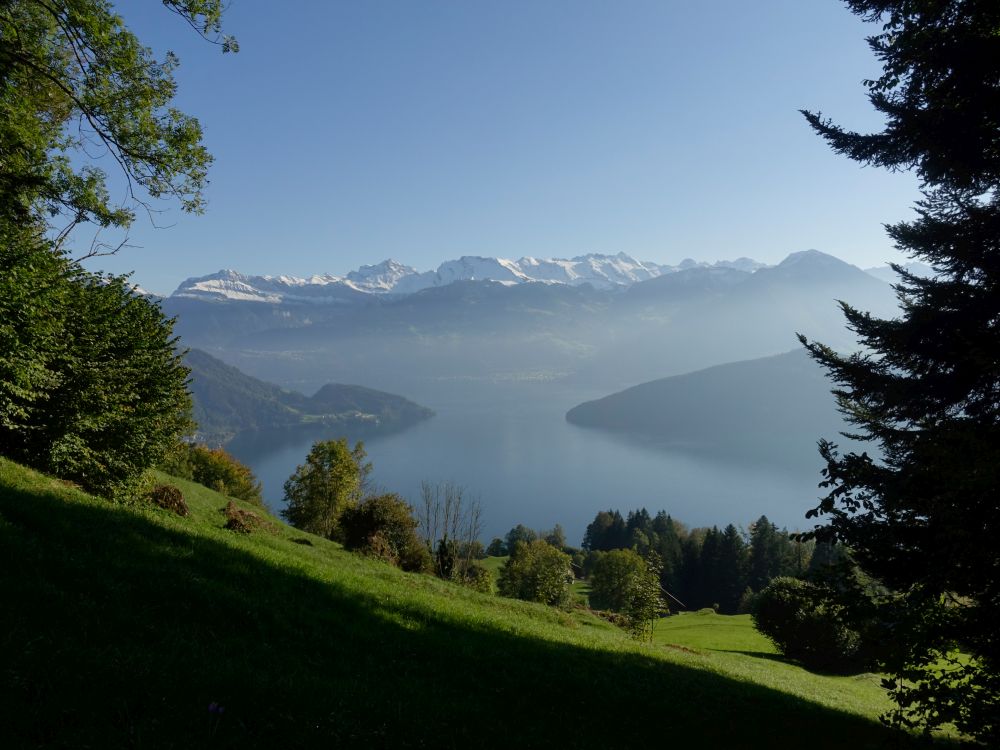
800, 1, 1000, 739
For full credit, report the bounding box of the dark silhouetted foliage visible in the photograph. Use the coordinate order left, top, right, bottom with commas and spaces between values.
800, 1, 1000, 739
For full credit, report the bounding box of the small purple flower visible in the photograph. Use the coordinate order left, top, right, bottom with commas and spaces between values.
208, 702, 225, 715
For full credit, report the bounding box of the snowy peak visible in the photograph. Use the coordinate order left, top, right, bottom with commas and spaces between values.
173, 269, 367, 304
170, 252, 772, 304
434, 256, 531, 285
345, 259, 420, 293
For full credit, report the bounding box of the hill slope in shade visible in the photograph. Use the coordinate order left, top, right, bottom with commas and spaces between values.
186, 348, 433, 443
566, 350, 847, 461
0, 458, 942, 748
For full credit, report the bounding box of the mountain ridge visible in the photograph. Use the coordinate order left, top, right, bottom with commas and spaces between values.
185, 348, 434, 443
566, 349, 850, 463
171, 252, 771, 304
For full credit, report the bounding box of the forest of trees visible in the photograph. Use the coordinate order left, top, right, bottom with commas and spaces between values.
581, 508, 818, 614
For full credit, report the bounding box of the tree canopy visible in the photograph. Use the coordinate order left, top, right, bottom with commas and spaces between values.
0, 2, 233, 498
800, 0, 1000, 740
497, 540, 571, 606
282, 439, 371, 540
0, 0, 234, 240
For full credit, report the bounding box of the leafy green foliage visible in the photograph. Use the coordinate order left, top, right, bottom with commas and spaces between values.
339, 493, 431, 573
800, 1, 1000, 739
0, 0, 233, 233
504, 523, 538, 550
457, 562, 494, 594
281, 439, 370, 539
0, 1, 231, 501
581, 508, 811, 615
0, 237, 190, 500
589, 548, 649, 612
589, 548, 665, 638
485, 537, 506, 556
497, 539, 572, 606
753, 577, 871, 673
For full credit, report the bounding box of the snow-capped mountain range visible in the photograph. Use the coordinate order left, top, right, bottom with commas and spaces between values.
171, 253, 768, 304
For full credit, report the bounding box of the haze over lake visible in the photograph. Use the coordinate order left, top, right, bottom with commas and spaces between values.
228, 379, 828, 544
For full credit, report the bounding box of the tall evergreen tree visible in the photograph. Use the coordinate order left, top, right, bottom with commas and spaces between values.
717, 524, 749, 614
800, 1, 1000, 739
652, 511, 683, 593
699, 527, 723, 610
748, 516, 783, 592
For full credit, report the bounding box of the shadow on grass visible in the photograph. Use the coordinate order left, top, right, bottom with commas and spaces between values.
0, 485, 956, 749
718, 649, 802, 665
720, 650, 890, 679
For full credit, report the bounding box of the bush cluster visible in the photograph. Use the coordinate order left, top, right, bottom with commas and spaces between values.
497, 540, 572, 606
160, 442, 263, 507
752, 577, 878, 673
340, 493, 432, 573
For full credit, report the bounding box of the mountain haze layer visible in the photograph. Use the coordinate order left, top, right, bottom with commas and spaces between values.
165, 250, 899, 396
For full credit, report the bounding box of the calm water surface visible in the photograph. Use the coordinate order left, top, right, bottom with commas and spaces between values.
227, 380, 827, 545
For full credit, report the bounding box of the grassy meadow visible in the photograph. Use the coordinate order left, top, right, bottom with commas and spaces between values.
0, 458, 959, 748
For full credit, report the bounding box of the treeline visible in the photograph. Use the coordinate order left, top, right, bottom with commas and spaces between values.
580, 508, 820, 613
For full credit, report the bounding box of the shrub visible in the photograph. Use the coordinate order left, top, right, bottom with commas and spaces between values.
148, 484, 188, 517
589, 548, 647, 612
752, 577, 872, 673
187, 445, 263, 507
339, 493, 431, 573
737, 586, 757, 614
458, 563, 494, 594
1, 246, 191, 501
497, 540, 571, 606
158, 442, 263, 507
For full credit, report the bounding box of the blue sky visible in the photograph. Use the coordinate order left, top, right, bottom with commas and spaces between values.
88, 1, 921, 294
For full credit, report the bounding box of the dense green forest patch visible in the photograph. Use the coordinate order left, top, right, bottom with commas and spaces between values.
0, 459, 958, 748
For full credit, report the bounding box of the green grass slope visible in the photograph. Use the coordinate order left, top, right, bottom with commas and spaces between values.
0, 459, 953, 748
654, 611, 904, 728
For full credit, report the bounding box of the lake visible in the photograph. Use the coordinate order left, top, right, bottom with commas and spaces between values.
226, 379, 830, 546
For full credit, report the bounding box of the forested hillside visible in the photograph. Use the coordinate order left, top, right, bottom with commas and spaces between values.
186, 349, 433, 443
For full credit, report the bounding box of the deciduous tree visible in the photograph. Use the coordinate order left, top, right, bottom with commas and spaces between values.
497, 539, 571, 606
282, 439, 371, 539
